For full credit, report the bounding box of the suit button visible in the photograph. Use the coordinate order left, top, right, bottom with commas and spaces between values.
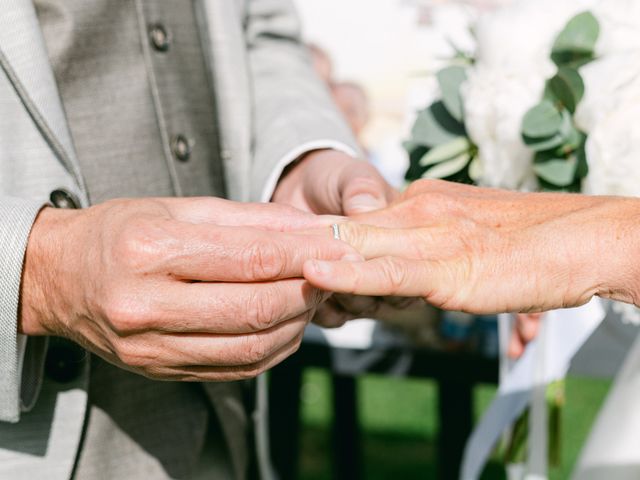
149, 23, 171, 52
50, 189, 80, 209
45, 338, 85, 383
171, 134, 192, 162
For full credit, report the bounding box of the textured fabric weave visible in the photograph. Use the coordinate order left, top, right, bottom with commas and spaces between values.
0, 199, 44, 422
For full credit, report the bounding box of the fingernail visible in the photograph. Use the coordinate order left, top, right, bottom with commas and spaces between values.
341, 253, 365, 262
310, 260, 332, 276
346, 194, 386, 214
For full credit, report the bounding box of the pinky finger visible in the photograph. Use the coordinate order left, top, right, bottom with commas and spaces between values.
146, 331, 305, 382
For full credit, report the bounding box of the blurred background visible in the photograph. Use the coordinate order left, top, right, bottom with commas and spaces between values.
264, 1, 614, 479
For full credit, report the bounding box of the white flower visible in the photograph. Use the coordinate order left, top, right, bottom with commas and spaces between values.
462, 66, 541, 189
464, 0, 598, 190
577, 53, 640, 196
592, 0, 640, 55
473, 0, 595, 76
575, 52, 640, 132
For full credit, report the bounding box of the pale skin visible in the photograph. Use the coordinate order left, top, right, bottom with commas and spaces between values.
18, 150, 395, 382
304, 179, 640, 319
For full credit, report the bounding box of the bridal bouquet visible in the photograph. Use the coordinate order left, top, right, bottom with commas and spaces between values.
406, 0, 640, 319
406, 0, 640, 191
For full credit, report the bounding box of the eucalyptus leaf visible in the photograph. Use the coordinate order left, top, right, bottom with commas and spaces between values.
524, 133, 565, 152
546, 67, 585, 113
419, 137, 472, 167
575, 142, 589, 179
437, 66, 467, 123
410, 101, 466, 147
561, 126, 584, 153
522, 100, 563, 139
524, 109, 574, 152
422, 152, 471, 179
533, 157, 577, 187
551, 12, 600, 67
468, 156, 483, 183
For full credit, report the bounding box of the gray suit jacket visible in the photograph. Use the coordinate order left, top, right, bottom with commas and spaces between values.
0, 0, 356, 478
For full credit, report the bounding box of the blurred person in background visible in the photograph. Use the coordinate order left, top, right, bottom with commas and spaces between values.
308, 43, 334, 85
331, 82, 371, 141
307, 44, 371, 143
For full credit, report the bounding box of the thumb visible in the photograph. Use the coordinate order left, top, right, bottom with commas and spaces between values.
340, 163, 393, 215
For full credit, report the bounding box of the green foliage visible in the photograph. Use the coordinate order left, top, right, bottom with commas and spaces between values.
522, 100, 564, 139
299, 370, 612, 480
406, 96, 474, 182
406, 11, 599, 191
523, 110, 575, 152
405, 66, 474, 183
520, 11, 599, 191
545, 67, 585, 114
533, 157, 577, 187
422, 152, 472, 179
437, 66, 468, 123
551, 12, 600, 68
410, 101, 466, 148
419, 137, 472, 168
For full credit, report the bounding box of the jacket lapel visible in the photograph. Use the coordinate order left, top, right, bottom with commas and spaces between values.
0, 0, 87, 199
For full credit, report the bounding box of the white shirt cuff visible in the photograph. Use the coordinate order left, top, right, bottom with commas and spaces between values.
259, 140, 359, 203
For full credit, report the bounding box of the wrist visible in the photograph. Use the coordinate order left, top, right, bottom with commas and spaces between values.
593, 198, 640, 306
272, 149, 347, 211
18, 207, 80, 336
272, 153, 308, 208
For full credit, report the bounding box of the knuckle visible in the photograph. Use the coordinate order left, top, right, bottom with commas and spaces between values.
102, 291, 153, 334
379, 257, 408, 294
243, 334, 272, 365
429, 259, 473, 311
103, 297, 137, 334
309, 286, 326, 310
113, 219, 167, 272
405, 179, 429, 198
339, 222, 365, 251
243, 239, 288, 280
243, 288, 281, 331
114, 340, 156, 369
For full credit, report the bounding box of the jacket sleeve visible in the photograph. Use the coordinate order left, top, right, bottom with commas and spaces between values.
0, 197, 46, 423
243, 0, 362, 201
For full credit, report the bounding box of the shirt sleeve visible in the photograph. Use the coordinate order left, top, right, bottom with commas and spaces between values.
0, 197, 46, 423
244, 0, 362, 201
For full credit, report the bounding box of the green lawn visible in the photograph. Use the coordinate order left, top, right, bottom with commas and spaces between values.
298, 369, 612, 479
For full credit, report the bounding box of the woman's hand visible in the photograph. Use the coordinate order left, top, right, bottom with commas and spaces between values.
303, 179, 640, 315
274, 150, 401, 327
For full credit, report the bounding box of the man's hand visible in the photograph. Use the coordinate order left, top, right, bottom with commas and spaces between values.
302, 179, 640, 315
273, 149, 400, 327
272, 150, 397, 216
19, 198, 355, 381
